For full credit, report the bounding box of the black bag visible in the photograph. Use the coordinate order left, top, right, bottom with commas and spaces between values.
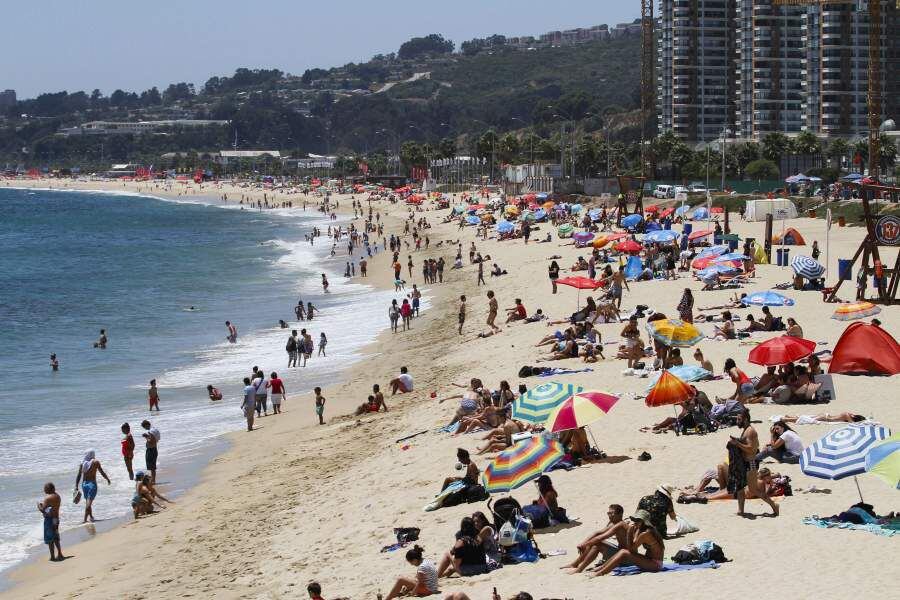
465, 484, 489, 503
518, 365, 534, 377
394, 527, 420, 544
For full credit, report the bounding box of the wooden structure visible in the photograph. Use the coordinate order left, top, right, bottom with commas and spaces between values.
615, 176, 646, 226
826, 183, 900, 304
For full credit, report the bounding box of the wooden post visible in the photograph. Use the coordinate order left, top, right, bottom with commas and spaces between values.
764, 214, 774, 263
724, 209, 730, 235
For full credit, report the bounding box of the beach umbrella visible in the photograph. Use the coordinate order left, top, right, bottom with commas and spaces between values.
790, 255, 825, 279
841, 173, 862, 182
693, 207, 710, 220
465, 215, 481, 225
715, 252, 750, 262
645, 204, 659, 213
697, 244, 729, 258
748, 335, 817, 366
645, 370, 694, 408
675, 205, 690, 216
688, 229, 713, 241
588, 208, 602, 221
496, 220, 514, 234
571, 203, 583, 214
644, 221, 662, 232
541, 200, 555, 210
697, 264, 740, 279
592, 236, 609, 249
537, 193, 549, 200
511, 381, 584, 424
644, 230, 679, 244
621, 214, 643, 230
741, 290, 795, 307
801, 424, 892, 501
832, 301, 882, 321
534, 208, 547, 221
646, 318, 704, 348
646, 365, 712, 388
865, 434, 900, 490
573, 231, 595, 246
481, 435, 565, 493
692, 256, 739, 270
615, 240, 643, 254
558, 223, 574, 238
605, 232, 629, 242
544, 390, 620, 433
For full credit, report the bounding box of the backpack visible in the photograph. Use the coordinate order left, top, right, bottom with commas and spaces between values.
286, 336, 297, 352
518, 365, 535, 377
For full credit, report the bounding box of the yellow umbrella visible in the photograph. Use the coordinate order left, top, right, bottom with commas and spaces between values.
646, 319, 703, 348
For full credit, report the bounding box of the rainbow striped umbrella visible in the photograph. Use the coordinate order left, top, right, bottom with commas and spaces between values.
646, 318, 704, 348
645, 370, 693, 408
545, 391, 620, 433
512, 381, 583, 424
865, 433, 900, 490
832, 301, 882, 321
482, 435, 565, 493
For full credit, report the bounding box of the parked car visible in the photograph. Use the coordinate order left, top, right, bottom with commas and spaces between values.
688, 182, 708, 193
654, 184, 674, 199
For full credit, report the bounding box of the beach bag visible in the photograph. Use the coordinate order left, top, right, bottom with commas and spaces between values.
522, 503, 550, 529
394, 527, 420, 544
674, 515, 700, 535
504, 540, 539, 564
498, 514, 531, 547
465, 484, 489, 503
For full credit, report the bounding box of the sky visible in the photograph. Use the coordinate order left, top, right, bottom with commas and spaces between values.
2, 1, 638, 99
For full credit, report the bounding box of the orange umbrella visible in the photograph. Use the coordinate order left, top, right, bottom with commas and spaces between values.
592, 236, 609, 249
645, 370, 693, 408
542, 201, 556, 210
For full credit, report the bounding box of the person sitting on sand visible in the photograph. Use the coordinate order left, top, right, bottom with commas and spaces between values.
472, 511, 501, 565
785, 317, 803, 338
724, 358, 754, 401
681, 467, 781, 502
693, 348, 714, 373
742, 306, 774, 332
756, 421, 803, 464
536, 330, 579, 362
390, 366, 414, 395
535, 327, 577, 346
788, 367, 821, 403
477, 420, 526, 454
436, 518, 488, 578
522, 474, 568, 527
440, 448, 480, 493
131, 472, 169, 518
664, 348, 683, 369
562, 504, 627, 573
384, 544, 439, 600
440, 379, 484, 426
505, 299, 527, 324
582, 343, 599, 363
457, 401, 505, 434
712, 311, 736, 340
590, 509, 665, 577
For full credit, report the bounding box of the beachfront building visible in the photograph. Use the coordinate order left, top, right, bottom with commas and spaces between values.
0, 89, 16, 110
659, 0, 899, 142
657, 0, 737, 142
58, 119, 229, 136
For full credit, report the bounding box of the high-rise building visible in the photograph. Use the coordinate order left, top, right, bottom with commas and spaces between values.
0, 89, 16, 110
659, 1, 898, 142
658, 0, 737, 142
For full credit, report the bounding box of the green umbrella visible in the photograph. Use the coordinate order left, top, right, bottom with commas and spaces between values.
511, 381, 584, 424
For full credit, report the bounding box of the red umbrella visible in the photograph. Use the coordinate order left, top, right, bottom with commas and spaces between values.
691, 256, 741, 270
659, 207, 675, 219
645, 205, 659, 213
711, 207, 724, 214
748, 336, 817, 366
688, 229, 713, 241
615, 240, 642, 254
556, 276, 603, 290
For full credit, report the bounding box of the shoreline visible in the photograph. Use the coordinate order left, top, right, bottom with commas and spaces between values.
4, 178, 898, 599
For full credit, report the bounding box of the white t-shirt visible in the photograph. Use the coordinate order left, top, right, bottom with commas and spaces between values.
243, 384, 256, 404
398, 373, 414, 391
254, 377, 267, 397
148, 427, 161, 442
416, 560, 438, 593
780, 430, 803, 456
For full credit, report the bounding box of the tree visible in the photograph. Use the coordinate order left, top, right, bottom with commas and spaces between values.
794, 130, 822, 155
761, 132, 790, 162
397, 34, 454, 60
746, 158, 780, 181
827, 138, 850, 164
438, 137, 456, 159
879, 133, 897, 171
497, 133, 520, 163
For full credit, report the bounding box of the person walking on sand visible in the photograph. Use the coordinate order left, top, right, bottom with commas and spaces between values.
318, 332, 327, 356
389, 299, 401, 333
486, 291, 501, 333
37, 483, 65, 562
287, 330, 299, 367
400, 299, 413, 331
74, 450, 110, 523
268, 371, 285, 414
411, 285, 421, 317
408, 255, 414, 279
458, 295, 467, 335
241, 377, 255, 431
148, 379, 160, 411
225, 320, 237, 343
321, 273, 329, 293
477, 256, 486, 286
677, 288, 694, 323
253, 369, 268, 417
314, 386, 326, 424
610, 266, 629, 309
141, 420, 160, 485
726, 409, 779, 518
121, 423, 135, 480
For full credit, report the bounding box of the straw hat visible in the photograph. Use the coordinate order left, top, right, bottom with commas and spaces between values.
657, 484, 676, 500
630, 509, 654, 529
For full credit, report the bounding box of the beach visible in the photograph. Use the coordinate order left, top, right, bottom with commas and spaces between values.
3, 177, 898, 599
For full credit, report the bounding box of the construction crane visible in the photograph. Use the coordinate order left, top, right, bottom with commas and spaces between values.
773, 0, 884, 179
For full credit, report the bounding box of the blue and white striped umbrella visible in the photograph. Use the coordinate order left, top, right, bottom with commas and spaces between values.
800, 424, 892, 481
715, 252, 750, 262
697, 245, 729, 258
643, 230, 679, 244
741, 290, 795, 307
790, 255, 825, 279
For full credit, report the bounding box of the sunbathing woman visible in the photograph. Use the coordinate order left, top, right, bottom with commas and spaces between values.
536, 331, 579, 362
681, 467, 780, 502
457, 402, 506, 434
477, 420, 524, 454
712, 311, 736, 340
776, 412, 865, 424
590, 510, 664, 577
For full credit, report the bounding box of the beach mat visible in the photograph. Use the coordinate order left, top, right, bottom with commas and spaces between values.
611, 561, 720, 576
802, 516, 899, 537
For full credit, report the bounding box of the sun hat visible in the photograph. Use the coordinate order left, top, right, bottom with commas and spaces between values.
657, 484, 676, 500
630, 509, 654, 528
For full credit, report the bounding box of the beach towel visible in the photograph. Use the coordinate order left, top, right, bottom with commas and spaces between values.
538, 367, 595, 377
802, 516, 899, 537
611, 561, 720, 576
424, 480, 466, 512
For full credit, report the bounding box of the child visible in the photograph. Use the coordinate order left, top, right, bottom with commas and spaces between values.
148, 379, 160, 411
121, 423, 135, 480
583, 344, 598, 363
318, 332, 327, 357
314, 387, 326, 425
307, 582, 324, 600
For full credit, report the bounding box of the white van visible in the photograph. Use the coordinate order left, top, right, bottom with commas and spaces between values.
654, 185, 673, 199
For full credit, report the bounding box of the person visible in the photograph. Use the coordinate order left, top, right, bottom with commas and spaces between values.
505, 299, 527, 324
294, 301, 305, 321
314, 386, 326, 425
121, 423, 135, 480
307, 582, 325, 600
665, 348, 683, 369
390, 366, 414, 395
95, 329, 108, 349
676, 288, 694, 323
207, 385, 222, 401
225, 321, 237, 343
440, 448, 479, 492
253, 369, 268, 417
777, 412, 865, 424
372, 384, 388, 412
401, 299, 413, 331
389, 299, 401, 333
477, 256, 486, 286
724, 358, 754, 400
712, 311, 736, 340
318, 332, 327, 356
306, 302, 317, 321
411, 284, 421, 316
74, 449, 110, 523
620, 317, 643, 369
785, 317, 803, 338
458, 295, 466, 335
37, 482, 64, 561
562, 504, 627, 573
269, 372, 286, 414
287, 330, 299, 367
241, 377, 256, 431
50, 353, 59, 371
727, 409, 779, 517
590, 509, 665, 577
148, 379, 160, 411
636, 485, 676, 538
321, 273, 329, 293
141, 420, 160, 484
693, 348, 714, 374
486, 291, 500, 333
742, 306, 773, 332
811, 240, 820, 261
436, 518, 488, 578
384, 544, 439, 599
756, 421, 803, 464
549, 260, 560, 294
610, 266, 629, 309
526, 474, 568, 527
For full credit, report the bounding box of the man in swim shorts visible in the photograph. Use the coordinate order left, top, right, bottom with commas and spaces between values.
75, 449, 111, 523
38, 482, 65, 561
142, 420, 160, 485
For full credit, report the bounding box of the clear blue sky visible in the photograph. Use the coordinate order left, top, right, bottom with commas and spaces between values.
3, 1, 638, 99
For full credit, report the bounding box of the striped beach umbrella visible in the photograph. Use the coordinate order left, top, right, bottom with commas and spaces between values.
645, 370, 693, 408
544, 390, 619, 433
511, 381, 584, 424
643, 230, 679, 244
865, 434, 900, 490
646, 318, 704, 348
790, 255, 826, 279
697, 245, 729, 258
482, 435, 565, 493
646, 365, 711, 389
832, 301, 882, 321
741, 290, 795, 307
801, 424, 892, 494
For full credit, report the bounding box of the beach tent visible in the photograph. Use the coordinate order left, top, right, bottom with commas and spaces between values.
772, 227, 807, 245
829, 323, 900, 376
744, 198, 798, 222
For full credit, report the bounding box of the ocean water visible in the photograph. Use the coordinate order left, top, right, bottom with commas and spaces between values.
0, 187, 407, 573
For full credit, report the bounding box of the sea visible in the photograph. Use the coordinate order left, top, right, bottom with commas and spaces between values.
0, 186, 406, 574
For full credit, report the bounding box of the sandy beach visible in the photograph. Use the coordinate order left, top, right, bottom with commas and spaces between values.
4, 178, 898, 600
